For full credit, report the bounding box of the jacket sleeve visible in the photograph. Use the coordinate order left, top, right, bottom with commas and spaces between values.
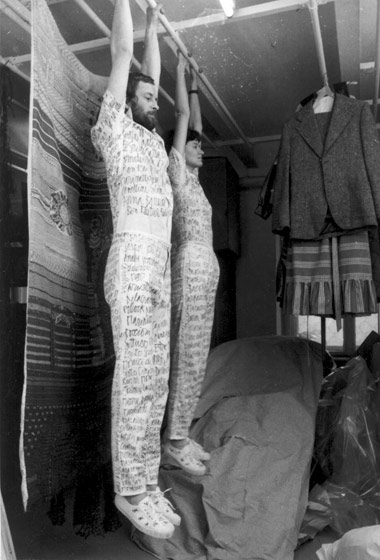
361, 103, 380, 222
255, 157, 278, 220
272, 121, 291, 236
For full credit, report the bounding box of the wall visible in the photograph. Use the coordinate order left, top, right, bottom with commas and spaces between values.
236, 188, 278, 338
200, 157, 279, 341
200, 157, 240, 347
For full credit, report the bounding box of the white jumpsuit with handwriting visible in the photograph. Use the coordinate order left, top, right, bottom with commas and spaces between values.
91, 91, 173, 495
166, 147, 219, 440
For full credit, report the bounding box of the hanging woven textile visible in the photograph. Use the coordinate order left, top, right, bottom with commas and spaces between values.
20, 0, 117, 536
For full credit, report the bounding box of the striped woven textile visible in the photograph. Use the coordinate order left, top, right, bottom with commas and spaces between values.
283, 231, 378, 319
21, 0, 117, 535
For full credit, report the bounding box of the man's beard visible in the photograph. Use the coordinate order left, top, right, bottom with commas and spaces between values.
131, 101, 157, 131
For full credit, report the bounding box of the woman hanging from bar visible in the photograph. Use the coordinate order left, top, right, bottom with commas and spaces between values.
163, 52, 220, 475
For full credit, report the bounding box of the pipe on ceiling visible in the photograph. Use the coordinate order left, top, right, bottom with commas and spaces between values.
0, 59, 30, 82
1, 0, 30, 26
307, 0, 330, 90
372, 0, 380, 120
0, 0, 30, 80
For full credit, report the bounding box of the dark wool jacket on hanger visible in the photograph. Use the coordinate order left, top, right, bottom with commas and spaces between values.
272, 93, 380, 240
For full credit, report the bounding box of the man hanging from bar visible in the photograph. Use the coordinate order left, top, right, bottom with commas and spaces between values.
162, 52, 220, 474
91, 0, 181, 539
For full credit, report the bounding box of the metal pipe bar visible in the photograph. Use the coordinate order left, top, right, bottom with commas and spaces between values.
173, 0, 331, 33
308, 0, 330, 89
8, 162, 27, 173
0, 58, 30, 82
11, 147, 28, 160
215, 134, 281, 146
1, 0, 30, 24
1, 34, 147, 66
71, 0, 110, 37
10, 98, 29, 112
1, 54, 30, 65
0, 0, 31, 80
0, 0, 30, 33
372, 0, 380, 120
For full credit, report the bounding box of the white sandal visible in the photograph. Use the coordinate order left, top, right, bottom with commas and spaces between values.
187, 438, 211, 461
148, 487, 181, 526
115, 494, 174, 539
163, 442, 207, 476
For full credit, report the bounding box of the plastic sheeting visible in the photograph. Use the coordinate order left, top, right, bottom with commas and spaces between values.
133, 335, 323, 560
301, 354, 380, 539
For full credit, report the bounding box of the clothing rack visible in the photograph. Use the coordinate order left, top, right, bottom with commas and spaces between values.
307, 0, 380, 356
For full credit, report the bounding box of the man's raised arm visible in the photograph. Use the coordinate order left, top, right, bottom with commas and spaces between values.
141, 3, 162, 96
107, 0, 134, 104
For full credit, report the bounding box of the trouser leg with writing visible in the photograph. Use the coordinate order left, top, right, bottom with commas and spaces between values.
105, 233, 171, 495
166, 243, 219, 440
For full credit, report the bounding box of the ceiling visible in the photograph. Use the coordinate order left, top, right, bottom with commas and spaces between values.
1, 0, 379, 186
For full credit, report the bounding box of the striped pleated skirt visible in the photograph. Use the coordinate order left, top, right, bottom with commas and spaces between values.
282, 230, 378, 323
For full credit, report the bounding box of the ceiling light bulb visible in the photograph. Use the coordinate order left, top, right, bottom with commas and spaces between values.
218, 0, 235, 18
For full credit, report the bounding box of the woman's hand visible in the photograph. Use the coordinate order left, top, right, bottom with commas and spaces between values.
177, 50, 188, 73
146, 2, 162, 29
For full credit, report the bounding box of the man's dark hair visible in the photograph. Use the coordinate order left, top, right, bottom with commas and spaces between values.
163, 128, 202, 154
126, 72, 155, 102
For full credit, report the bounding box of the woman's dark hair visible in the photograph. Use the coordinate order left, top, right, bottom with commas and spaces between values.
126, 72, 155, 102
163, 128, 202, 154
186, 129, 201, 143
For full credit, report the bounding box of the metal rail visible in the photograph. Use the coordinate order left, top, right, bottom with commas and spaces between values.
308, 0, 330, 90
372, 0, 380, 120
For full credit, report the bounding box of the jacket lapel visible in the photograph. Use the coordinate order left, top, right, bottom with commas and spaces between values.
294, 94, 356, 157
324, 94, 355, 154
294, 102, 324, 157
